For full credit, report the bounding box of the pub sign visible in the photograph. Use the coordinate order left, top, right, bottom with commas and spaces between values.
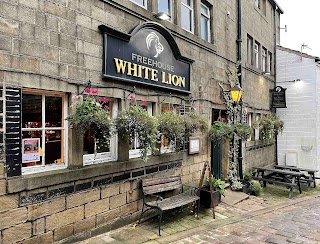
271, 86, 287, 108
99, 22, 193, 93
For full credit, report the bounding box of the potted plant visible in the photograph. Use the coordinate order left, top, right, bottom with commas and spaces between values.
200, 177, 225, 208
67, 96, 112, 151
208, 121, 233, 147
114, 105, 158, 162
256, 114, 284, 143
242, 170, 253, 193
233, 123, 253, 140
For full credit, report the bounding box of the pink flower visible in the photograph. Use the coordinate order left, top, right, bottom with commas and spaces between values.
84, 88, 91, 94
129, 95, 135, 99
221, 118, 225, 121
141, 100, 147, 104
92, 89, 99, 95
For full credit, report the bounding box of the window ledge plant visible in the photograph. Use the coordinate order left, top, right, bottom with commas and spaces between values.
114, 105, 159, 162
67, 96, 112, 150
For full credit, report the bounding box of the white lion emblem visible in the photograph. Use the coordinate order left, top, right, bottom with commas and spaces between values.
146, 32, 164, 58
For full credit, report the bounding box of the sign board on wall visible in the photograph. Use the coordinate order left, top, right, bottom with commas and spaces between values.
271, 86, 287, 108
22, 138, 40, 163
99, 22, 193, 93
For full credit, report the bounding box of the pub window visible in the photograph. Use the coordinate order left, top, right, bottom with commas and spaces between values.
247, 113, 253, 141
254, 41, 260, 69
181, 0, 194, 33
262, 47, 267, 72
200, 2, 211, 42
247, 35, 253, 65
22, 91, 67, 174
83, 98, 118, 165
160, 103, 180, 154
130, 0, 147, 9
158, 0, 172, 17
129, 102, 153, 159
254, 113, 260, 141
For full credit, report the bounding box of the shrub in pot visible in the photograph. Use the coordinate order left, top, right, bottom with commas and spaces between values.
200, 177, 225, 208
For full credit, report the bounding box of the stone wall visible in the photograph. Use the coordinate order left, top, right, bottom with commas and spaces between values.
0, 0, 281, 242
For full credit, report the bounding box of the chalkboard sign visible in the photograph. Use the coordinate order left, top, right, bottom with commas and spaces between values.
271, 86, 287, 108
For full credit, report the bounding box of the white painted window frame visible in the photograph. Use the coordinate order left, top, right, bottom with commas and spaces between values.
247, 36, 252, 65
158, 0, 173, 19
83, 100, 118, 165
200, 2, 210, 42
130, 0, 147, 9
262, 48, 267, 72
254, 42, 259, 69
129, 103, 152, 159
22, 93, 68, 175
181, 0, 194, 33
267, 52, 272, 73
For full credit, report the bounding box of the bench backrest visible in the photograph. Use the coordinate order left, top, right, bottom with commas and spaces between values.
142, 175, 182, 195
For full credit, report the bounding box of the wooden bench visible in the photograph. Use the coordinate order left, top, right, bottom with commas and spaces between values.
274, 165, 319, 188
252, 167, 304, 198
138, 175, 200, 236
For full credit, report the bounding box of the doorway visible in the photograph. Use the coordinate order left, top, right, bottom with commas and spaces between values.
211, 109, 228, 180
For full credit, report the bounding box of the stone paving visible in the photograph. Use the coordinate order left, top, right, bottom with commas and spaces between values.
78, 191, 320, 244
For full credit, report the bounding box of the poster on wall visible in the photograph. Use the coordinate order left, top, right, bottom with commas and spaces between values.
22, 138, 40, 163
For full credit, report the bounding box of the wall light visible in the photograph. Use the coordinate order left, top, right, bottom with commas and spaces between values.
230, 83, 243, 102
262, 71, 270, 75
154, 12, 171, 21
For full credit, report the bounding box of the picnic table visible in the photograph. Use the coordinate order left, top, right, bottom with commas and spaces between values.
274, 165, 318, 188
252, 166, 304, 198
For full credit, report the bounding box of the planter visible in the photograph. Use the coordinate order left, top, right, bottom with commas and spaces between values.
199, 188, 221, 208
241, 180, 251, 194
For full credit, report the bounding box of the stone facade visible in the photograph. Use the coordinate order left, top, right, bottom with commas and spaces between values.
0, 0, 282, 242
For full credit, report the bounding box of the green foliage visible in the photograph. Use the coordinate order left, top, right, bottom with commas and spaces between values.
184, 111, 209, 137
208, 121, 233, 147
158, 111, 185, 148
256, 114, 284, 143
234, 123, 252, 140
231, 180, 243, 191
243, 170, 253, 182
205, 177, 226, 196
114, 105, 159, 162
250, 180, 263, 196
67, 96, 111, 149
226, 61, 240, 88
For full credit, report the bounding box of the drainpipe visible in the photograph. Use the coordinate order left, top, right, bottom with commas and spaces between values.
237, 0, 243, 179
273, 5, 278, 165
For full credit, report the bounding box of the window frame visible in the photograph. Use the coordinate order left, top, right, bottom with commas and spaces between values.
254, 42, 259, 69
83, 98, 118, 166
268, 51, 272, 74
247, 35, 253, 65
262, 47, 267, 72
181, 0, 194, 33
129, 102, 153, 159
200, 2, 211, 42
158, 0, 172, 19
21, 90, 68, 175
130, 0, 147, 9
255, 0, 261, 9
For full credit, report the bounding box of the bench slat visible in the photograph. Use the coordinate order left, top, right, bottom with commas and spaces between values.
253, 176, 297, 187
143, 181, 182, 195
147, 193, 199, 211
142, 175, 181, 187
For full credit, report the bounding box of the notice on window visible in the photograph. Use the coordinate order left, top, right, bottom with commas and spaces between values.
22, 138, 40, 163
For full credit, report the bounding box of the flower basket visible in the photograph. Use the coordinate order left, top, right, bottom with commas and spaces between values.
114, 105, 158, 162
208, 121, 233, 147
67, 96, 112, 150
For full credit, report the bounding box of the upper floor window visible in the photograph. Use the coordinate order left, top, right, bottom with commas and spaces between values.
247, 35, 253, 65
255, 0, 261, 9
262, 47, 267, 72
254, 42, 259, 69
181, 0, 194, 33
200, 2, 210, 42
158, 0, 171, 16
268, 51, 272, 73
130, 0, 147, 9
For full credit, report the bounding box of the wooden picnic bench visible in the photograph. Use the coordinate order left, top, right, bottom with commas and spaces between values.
274, 165, 318, 188
138, 175, 200, 236
252, 167, 304, 198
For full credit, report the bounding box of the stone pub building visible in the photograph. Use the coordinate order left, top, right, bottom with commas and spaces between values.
0, 0, 282, 243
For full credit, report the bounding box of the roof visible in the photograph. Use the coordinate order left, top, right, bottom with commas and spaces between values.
269, 0, 284, 14
277, 45, 320, 63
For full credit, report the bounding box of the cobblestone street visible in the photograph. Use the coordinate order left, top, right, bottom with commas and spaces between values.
176, 196, 320, 244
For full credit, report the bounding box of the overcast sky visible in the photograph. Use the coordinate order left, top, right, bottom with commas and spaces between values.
276, 0, 320, 58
